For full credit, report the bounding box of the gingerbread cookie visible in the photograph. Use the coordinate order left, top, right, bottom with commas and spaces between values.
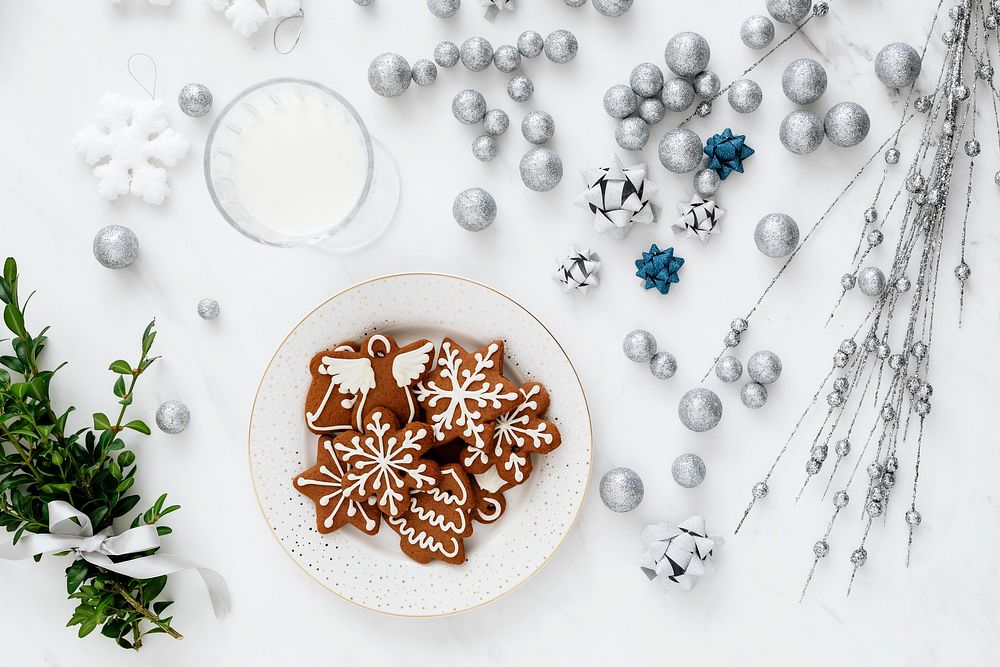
387, 463, 475, 565
304, 342, 360, 434
415, 338, 520, 457
335, 407, 440, 518
293, 436, 380, 536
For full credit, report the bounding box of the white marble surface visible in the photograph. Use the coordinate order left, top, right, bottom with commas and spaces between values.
1, 1, 998, 665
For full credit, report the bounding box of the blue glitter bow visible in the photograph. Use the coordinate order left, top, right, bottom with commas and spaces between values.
635, 244, 685, 295
704, 128, 755, 180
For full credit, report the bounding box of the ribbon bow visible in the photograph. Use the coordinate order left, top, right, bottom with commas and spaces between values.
0, 501, 230, 616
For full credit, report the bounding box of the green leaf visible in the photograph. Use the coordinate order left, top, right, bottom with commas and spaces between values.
92, 413, 112, 431
113, 376, 127, 398
118, 450, 136, 468
123, 420, 150, 435
142, 575, 168, 601
66, 560, 89, 594
155, 526, 172, 537
152, 600, 174, 615
112, 495, 141, 517
108, 360, 133, 375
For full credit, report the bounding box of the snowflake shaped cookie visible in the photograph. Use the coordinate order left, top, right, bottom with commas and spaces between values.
387, 464, 475, 565
72, 94, 190, 205
465, 382, 562, 485
205, 0, 301, 37
415, 338, 520, 458
334, 408, 439, 518
293, 437, 380, 535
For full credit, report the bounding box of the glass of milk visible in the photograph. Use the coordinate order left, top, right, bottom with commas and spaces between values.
205, 78, 395, 249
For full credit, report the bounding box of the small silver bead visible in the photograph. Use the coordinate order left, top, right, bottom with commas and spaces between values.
850, 547, 868, 566
955, 262, 972, 281
881, 403, 897, 421
979, 63, 994, 80
867, 463, 884, 479
864, 336, 879, 352
724, 330, 741, 348
987, 13, 999, 30
888, 354, 906, 372
916, 381, 933, 400
942, 120, 956, 136
910, 340, 928, 359
906, 376, 922, 394
869, 486, 884, 502
827, 390, 845, 407
840, 339, 857, 356
805, 458, 821, 475
876, 343, 891, 360
966, 139, 981, 157
835, 439, 851, 457
833, 351, 849, 368
841, 273, 857, 290
914, 96, 932, 113
833, 377, 849, 393
882, 471, 896, 488
813, 1, 829, 16
811, 444, 829, 463
926, 187, 944, 206
885, 147, 901, 164
953, 83, 970, 100
752, 481, 769, 499
867, 229, 884, 247
905, 509, 922, 527
948, 4, 965, 20
197, 298, 220, 320
942, 28, 957, 44
833, 490, 850, 508
731, 317, 749, 333
715, 355, 744, 383
866, 499, 884, 517
864, 207, 879, 224
914, 399, 932, 416
885, 455, 899, 472
695, 100, 713, 117
895, 276, 912, 292
906, 172, 926, 193
814, 540, 830, 558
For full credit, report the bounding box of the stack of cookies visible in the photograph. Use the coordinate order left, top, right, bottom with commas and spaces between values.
293, 334, 562, 565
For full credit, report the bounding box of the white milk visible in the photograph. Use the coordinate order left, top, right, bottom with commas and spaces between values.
231, 100, 368, 237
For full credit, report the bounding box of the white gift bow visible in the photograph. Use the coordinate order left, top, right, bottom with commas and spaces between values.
0, 500, 230, 617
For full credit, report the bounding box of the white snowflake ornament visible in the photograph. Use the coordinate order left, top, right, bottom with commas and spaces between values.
553, 247, 601, 294
73, 93, 190, 205
574, 155, 659, 240
672, 195, 726, 243
206, 0, 301, 37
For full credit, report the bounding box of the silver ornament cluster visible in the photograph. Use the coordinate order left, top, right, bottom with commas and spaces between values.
155, 400, 190, 435
622, 329, 677, 380
177, 83, 213, 117
600, 467, 643, 512
93, 225, 139, 270
452, 187, 497, 231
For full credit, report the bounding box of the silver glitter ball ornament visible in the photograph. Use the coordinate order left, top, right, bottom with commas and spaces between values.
875, 42, 922, 88
732, 317, 749, 333
623, 329, 657, 362
747, 350, 782, 384
630, 63, 665, 97
461, 37, 494, 72
694, 168, 721, 197
639, 98, 666, 125
840, 339, 857, 355
814, 540, 830, 558
519, 148, 563, 192
741, 382, 768, 409
955, 262, 971, 281
411, 59, 438, 86
368, 53, 411, 97
517, 31, 544, 58
693, 71, 721, 98
177, 83, 213, 117
493, 45, 521, 74
916, 381, 933, 400
948, 4, 965, 20
754, 212, 800, 258
604, 85, 638, 119
728, 78, 763, 113
426, 0, 460, 18
905, 509, 922, 527
544, 30, 578, 64
471, 135, 499, 161
649, 351, 678, 379
882, 471, 896, 488
671, 453, 706, 488
833, 490, 850, 508
906, 376, 922, 394
866, 230, 883, 247
965, 139, 981, 157
678, 387, 723, 432
599, 467, 644, 512
664, 32, 711, 78
824, 101, 871, 148
521, 111, 555, 144
782, 58, 827, 104
93, 225, 139, 270
715, 356, 743, 383
835, 439, 851, 457
661, 78, 695, 112
850, 548, 867, 567
658, 127, 703, 173
155, 400, 190, 435
452, 89, 487, 124
452, 187, 497, 231
857, 266, 887, 297
483, 109, 510, 136
766, 0, 812, 23
564, 0, 587, 5
615, 117, 650, 151
779, 110, 825, 155
864, 336, 879, 353
752, 481, 770, 499
885, 147, 901, 164
197, 298, 220, 320
507, 74, 534, 103
881, 402, 897, 420
740, 15, 775, 50
695, 101, 713, 118
434, 41, 460, 68
592, 0, 634, 16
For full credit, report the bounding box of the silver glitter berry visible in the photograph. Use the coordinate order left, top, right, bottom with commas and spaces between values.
434, 41, 460, 68
461, 37, 494, 71
895, 276, 911, 292
411, 59, 438, 86
826, 391, 845, 407
493, 44, 521, 73
881, 403, 897, 421
623, 329, 657, 362
752, 481, 770, 499
905, 509, 922, 527
544, 29, 578, 64
564, 0, 587, 5
866, 500, 884, 517
728, 78, 763, 114
988, 13, 999, 30
452, 187, 497, 232
955, 262, 971, 281
766, 0, 812, 23
833, 351, 849, 368
507, 74, 534, 103
650, 351, 678, 379
724, 331, 741, 348
483, 109, 510, 136
740, 15, 775, 50
840, 339, 857, 355
811, 445, 829, 463
368, 53, 411, 97
678, 387, 723, 432
426, 0, 460, 18
599, 467, 644, 512
882, 471, 896, 487
835, 439, 851, 457
914, 399, 931, 416
603, 84, 638, 119
592, 0, 634, 16
910, 340, 928, 359
747, 350, 782, 384
824, 101, 871, 148
519, 147, 563, 192
885, 455, 898, 472
833, 490, 850, 508
857, 266, 887, 297
885, 147, 901, 164
517, 30, 544, 58
965, 139, 981, 157
867, 463, 883, 479
953, 83, 970, 100
452, 89, 487, 124
782, 58, 827, 104
471, 135, 499, 161
875, 42, 922, 88
754, 212, 800, 258
732, 318, 749, 333
695, 101, 713, 118
805, 459, 820, 475
521, 111, 555, 144
979, 63, 994, 80
664, 32, 711, 78
671, 453, 706, 488
850, 548, 867, 567
942, 28, 957, 45
156, 400, 190, 435
715, 355, 743, 383
867, 230, 884, 247
864, 336, 879, 353
813, 1, 829, 15
630, 63, 665, 97
692, 71, 721, 98
875, 342, 891, 360
177, 83, 213, 117
615, 117, 650, 151
780, 110, 825, 154
864, 207, 879, 224
658, 127, 703, 173
914, 95, 932, 113
638, 98, 666, 125
888, 354, 906, 372
917, 382, 933, 400
93, 225, 139, 269
661, 78, 695, 112
814, 540, 830, 558
197, 298, 220, 320
741, 381, 768, 409
694, 168, 721, 197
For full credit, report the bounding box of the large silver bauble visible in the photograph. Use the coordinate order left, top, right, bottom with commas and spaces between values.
460, 36, 494, 71
517, 30, 544, 58
694, 167, 721, 197
603, 84, 638, 119
471, 135, 499, 161
638, 98, 666, 125
483, 109, 510, 136
453, 187, 497, 231
779, 110, 825, 154
658, 127, 703, 173
874, 42, 922, 88
661, 78, 696, 112
426, 0, 460, 18
93, 225, 139, 269
740, 15, 775, 49
630, 62, 665, 97
754, 212, 800, 258
493, 44, 521, 73
857, 266, 887, 297
649, 351, 678, 379
664, 32, 711, 77
592, 0, 634, 16
715, 355, 744, 383
740, 381, 768, 409
781, 58, 827, 104
367, 53, 411, 97
747, 350, 782, 384
671, 453, 707, 488
544, 29, 578, 64
452, 89, 487, 124
521, 111, 555, 144
177, 83, 213, 117
507, 74, 534, 102
728, 78, 763, 113
824, 101, 871, 147
766, 0, 812, 23
519, 148, 563, 192
411, 59, 438, 86
615, 117, 650, 151
693, 70, 721, 98
433, 41, 460, 68
623, 329, 657, 362
197, 298, 220, 320
599, 467, 644, 512
156, 400, 190, 435
678, 388, 723, 432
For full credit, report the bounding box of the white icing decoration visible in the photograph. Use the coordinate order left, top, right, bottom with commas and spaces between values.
488, 384, 554, 483
387, 515, 461, 560
305, 344, 370, 433
386, 467, 472, 560
295, 440, 378, 531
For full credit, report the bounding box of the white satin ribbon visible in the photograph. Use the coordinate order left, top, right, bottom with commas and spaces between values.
0, 500, 230, 616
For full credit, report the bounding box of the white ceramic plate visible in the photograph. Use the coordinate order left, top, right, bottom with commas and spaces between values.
249, 273, 591, 616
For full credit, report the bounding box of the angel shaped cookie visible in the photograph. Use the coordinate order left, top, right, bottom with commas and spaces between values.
387, 463, 476, 565
293, 436, 381, 536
